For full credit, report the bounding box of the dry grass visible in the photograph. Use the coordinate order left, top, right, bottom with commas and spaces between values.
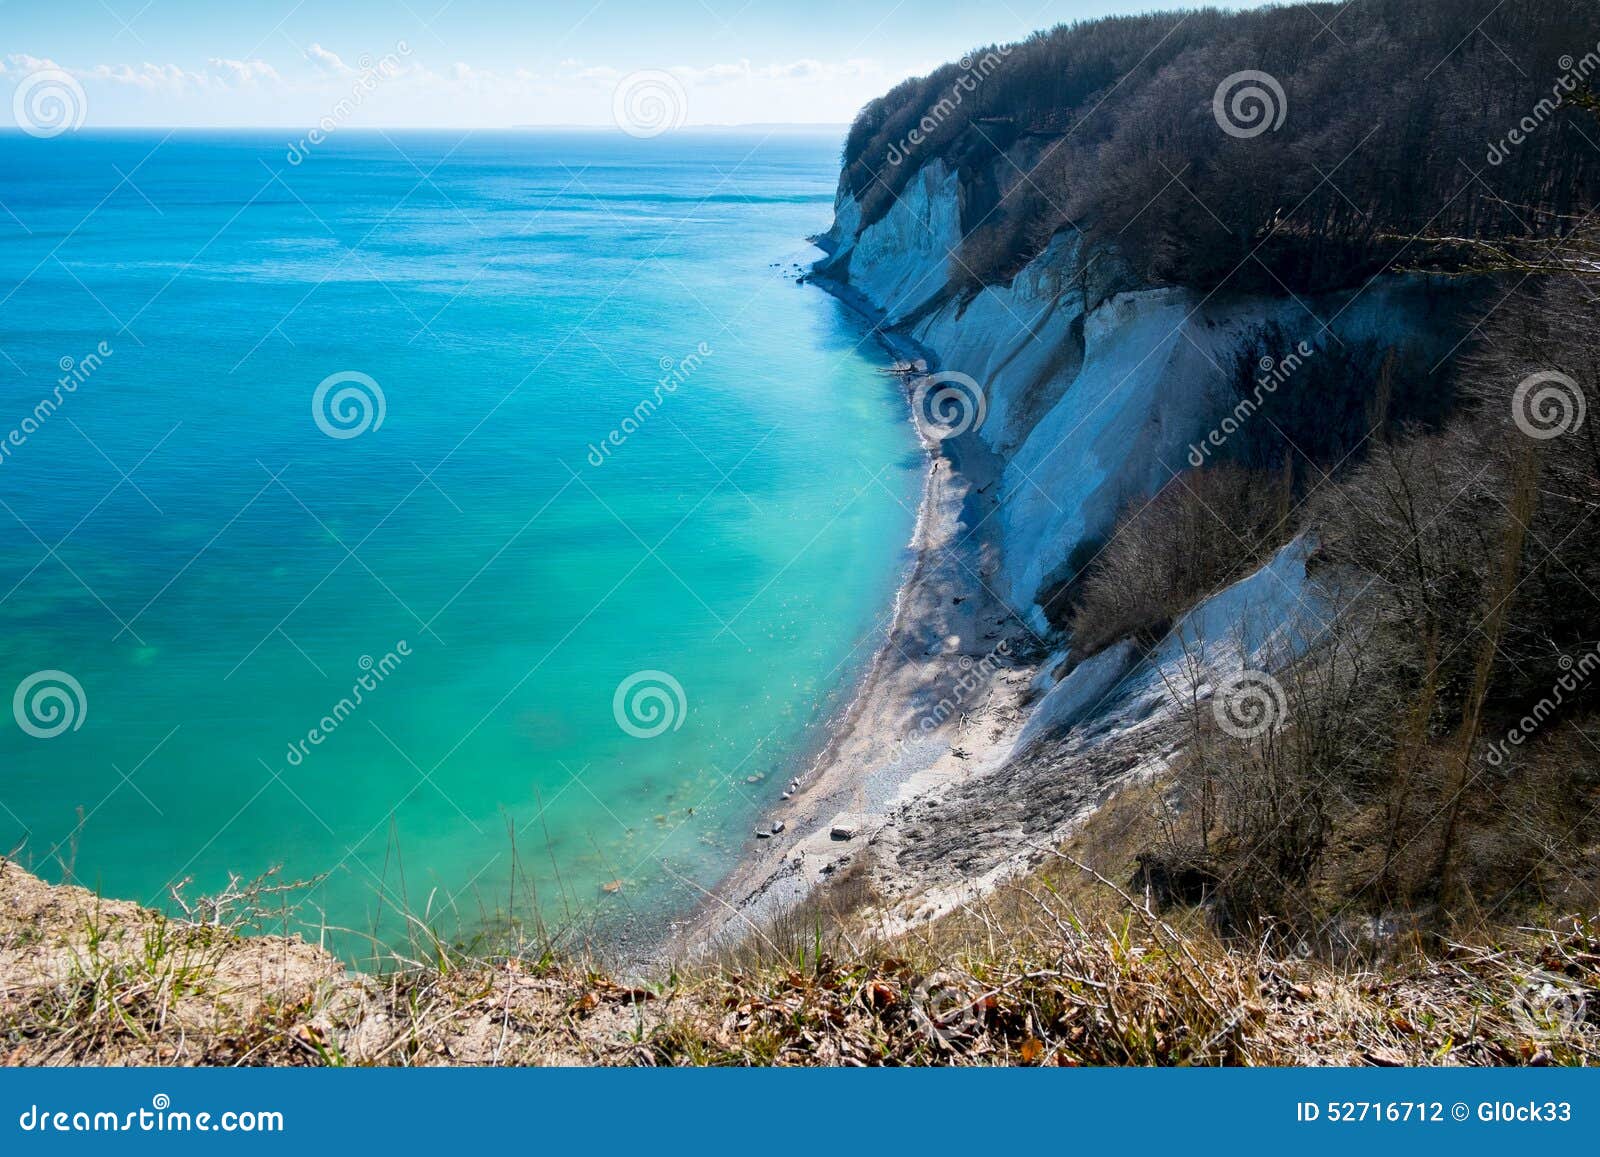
3, 854, 1595, 1067
639, 843, 1598, 1066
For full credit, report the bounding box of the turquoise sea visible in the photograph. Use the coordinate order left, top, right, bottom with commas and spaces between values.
0, 129, 921, 958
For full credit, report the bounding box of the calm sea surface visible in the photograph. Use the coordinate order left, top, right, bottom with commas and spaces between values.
0, 129, 920, 958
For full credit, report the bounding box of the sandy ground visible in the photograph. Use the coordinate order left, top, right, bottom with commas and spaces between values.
652, 281, 1057, 965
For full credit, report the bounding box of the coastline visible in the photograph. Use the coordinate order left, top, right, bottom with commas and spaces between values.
650, 273, 1045, 966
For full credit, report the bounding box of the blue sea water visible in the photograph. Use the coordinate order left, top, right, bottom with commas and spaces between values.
0, 129, 921, 958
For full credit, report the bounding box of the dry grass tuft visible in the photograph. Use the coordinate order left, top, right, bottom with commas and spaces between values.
2, 856, 1595, 1066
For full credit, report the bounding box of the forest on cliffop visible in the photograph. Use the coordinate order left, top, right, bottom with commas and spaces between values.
842, 0, 1600, 293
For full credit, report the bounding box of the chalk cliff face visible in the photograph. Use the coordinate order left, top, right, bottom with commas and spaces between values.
819, 162, 1444, 636
823, 159, 961, 324
1019, 537, 1324, 747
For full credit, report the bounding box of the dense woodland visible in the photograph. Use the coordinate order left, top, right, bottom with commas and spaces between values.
842, 0, 1600, 292
1082, 222, 1600, 932
1082, 257, 1600, 937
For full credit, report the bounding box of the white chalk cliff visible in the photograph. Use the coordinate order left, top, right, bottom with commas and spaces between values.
820, 163, 1439, 639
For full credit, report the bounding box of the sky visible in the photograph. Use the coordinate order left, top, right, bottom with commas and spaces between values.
0, 0, 1275, 129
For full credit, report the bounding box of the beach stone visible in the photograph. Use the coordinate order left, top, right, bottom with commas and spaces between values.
830, 814, 867, 841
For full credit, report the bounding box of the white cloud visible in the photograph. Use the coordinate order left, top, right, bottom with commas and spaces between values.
448, 61, 502, 90
207, 58, 281, 86
0, 49, 893, 126
80, 62, 204, 91
562, 57, 882, 91
772, 59, 823, 80
679, 60, 753, 85
305, 43, 351, 75
6, 54, 64, 73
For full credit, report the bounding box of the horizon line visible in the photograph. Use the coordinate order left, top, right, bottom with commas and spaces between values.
0, 122, 852, 133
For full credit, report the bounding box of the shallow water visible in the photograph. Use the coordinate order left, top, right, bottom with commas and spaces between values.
0, 129, 920, 958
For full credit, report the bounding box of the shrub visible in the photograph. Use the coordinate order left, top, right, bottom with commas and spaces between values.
1069, 464, 1290, 659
